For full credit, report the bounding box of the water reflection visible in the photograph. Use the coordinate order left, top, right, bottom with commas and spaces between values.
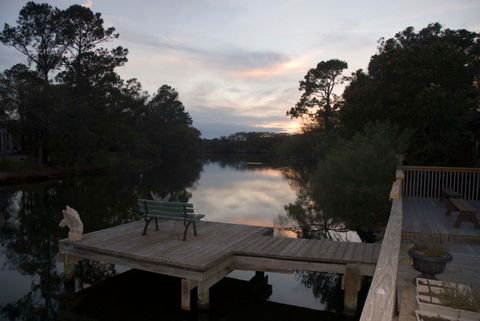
0, 159, 365, 320
189, 161, 296, 227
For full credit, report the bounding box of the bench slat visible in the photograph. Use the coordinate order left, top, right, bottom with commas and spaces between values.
139, 199, 193, 208
146, 213, 205, 221
138, 199, 194, 214
450, 198, 478, 212
138, 205, 194, 214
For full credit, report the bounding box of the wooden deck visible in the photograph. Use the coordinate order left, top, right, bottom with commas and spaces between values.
397, 241, 480, 321
398, 197, 480, 321
60, 220, 379, 279
358, 167, 480, 321
402, 196, 480, 241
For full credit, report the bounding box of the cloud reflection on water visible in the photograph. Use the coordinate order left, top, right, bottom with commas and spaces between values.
189, 162, 296, 227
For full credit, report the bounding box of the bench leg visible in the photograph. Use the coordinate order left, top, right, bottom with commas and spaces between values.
155, 218, 159, 231
454, 211, 480, 229
473, 214, 480, 229
445, 201, 455, 216
183, 221, 193, 241
193, 222, 197, 236
142, 218, 152, 235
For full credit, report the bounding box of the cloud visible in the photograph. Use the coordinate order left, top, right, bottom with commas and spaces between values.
233, 54, 308, 79
120, 29, 290, 74
81, 0, 93, 8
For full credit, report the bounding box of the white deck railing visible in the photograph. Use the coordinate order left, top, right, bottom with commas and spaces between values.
402, 165, 480, 200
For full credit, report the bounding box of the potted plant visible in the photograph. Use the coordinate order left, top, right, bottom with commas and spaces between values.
408, 233, 452, 280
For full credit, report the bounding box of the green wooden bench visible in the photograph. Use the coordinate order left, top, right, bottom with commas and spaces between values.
137, 199, 205, 240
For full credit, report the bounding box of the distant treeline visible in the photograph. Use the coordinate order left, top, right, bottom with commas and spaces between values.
203, 132, 289, 154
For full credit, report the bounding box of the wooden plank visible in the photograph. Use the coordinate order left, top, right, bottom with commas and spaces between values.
360, 243, 375, 265
233, 255, 376, 276
398, 287, 416, 321
396, 169, 404, 180
306, 239, 330, 258
331, 242, 349, 262
236, 234, 276, 255
293, 238, 322, 259
324, 240, 341, 260
276, 237, 306, 256
348, 242, 366, 264
75, 220, 145, 246
190, 227, 268, 268
359, 194, 403, 321
59, 244, 206, 280
389, 180, 401, 200
255, 237, 287, 256
266, 237, 295, 255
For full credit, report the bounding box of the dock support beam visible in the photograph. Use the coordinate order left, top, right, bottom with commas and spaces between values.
181, 279, 197, 311
197, 285, 210, 309
63, 255, 80, 299
343, 264, 362, 315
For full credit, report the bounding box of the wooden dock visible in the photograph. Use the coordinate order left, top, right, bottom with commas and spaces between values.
59, 219, 380, 311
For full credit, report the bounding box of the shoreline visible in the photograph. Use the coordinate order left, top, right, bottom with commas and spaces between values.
0, 167, 102, 185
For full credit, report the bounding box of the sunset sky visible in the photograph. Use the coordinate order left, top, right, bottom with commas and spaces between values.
1, 0, 479, 138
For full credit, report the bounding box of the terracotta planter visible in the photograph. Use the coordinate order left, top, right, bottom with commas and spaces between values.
408, 247, 452, 280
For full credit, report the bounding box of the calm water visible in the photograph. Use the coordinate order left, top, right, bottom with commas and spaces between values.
0, 160, 365, 321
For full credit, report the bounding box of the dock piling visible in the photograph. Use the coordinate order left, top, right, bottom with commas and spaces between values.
343, 263, 361, 315
197, 284, 210, 309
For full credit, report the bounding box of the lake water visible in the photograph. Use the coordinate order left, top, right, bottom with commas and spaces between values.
0, 160, 366, 321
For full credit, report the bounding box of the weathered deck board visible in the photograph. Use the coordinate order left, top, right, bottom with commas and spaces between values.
402, 197, 480, 241
398, 197, 480, 321
60, 220, 380, 281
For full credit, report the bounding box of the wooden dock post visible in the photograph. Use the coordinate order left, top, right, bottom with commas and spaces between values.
181, 279, 197, 310
343, 263, 361, 315
63, 255, 80, 298
197, 284, 210, 309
